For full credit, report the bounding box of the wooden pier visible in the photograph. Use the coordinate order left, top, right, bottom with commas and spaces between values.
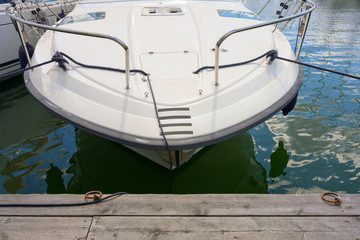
0, 194, 359, 239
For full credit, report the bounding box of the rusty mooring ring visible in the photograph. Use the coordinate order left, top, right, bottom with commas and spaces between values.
321, 192, 342, 206
85, 191, 103, 201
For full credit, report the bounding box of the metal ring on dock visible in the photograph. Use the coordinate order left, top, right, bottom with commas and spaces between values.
321, 192, 342, 206
85, 191, 103, 201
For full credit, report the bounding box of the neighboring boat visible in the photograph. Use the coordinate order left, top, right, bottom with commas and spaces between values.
7, 0, 315, 168
0, 0, 77, 80
0, 1, 20, 79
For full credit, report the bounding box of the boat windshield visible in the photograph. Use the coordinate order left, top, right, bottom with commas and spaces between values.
217, 9, 261, 20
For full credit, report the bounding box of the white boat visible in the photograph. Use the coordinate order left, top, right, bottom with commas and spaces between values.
0, 0, 76, 80
0, 1, 20, 79
7, 0, 315, 168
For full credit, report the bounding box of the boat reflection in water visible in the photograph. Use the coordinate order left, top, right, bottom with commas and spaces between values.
0, 77, 76, 194
0, 77, 268, 194
0, 121, 75, 193
63, 130, 268, 194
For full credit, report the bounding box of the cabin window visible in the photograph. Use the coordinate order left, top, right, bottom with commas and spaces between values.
217, 10, 261, 20
59, 12, 106, 25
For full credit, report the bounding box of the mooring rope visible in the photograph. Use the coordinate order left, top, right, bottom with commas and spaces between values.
58, 52, 149, 76
193, 49, 360, 80
0, 51, 148, 80
145, 74, 174, 193
276, 55, 360, 80
0, 59, 54, 79
192, 50, 277, 74
1, 50, 359, 82
0, 191, 127, 207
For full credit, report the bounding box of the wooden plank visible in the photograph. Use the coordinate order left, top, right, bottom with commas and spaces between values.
88, 231, 360, 240
0, 194, 359, 216
0, 216, 92, 240
88, 216, 360, 240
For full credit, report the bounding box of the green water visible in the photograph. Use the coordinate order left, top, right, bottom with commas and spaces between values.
0, 0, 359, 194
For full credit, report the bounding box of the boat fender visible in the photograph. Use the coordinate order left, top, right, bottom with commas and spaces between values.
18, 43, 35, 69
281, 93, 298, 116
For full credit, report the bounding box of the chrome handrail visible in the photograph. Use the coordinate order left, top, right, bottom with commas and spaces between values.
6, 5, 131, 89
214, 0, 316, 86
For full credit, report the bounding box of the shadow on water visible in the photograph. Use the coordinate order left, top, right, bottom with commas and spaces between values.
64, 130, 268, 194
46, 164, 66, 193
269, 141, 289, 178
172, 133, 268, 194
0, 76, 28, 111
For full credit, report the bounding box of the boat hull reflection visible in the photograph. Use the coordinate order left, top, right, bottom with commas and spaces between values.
65, 130, 268, 194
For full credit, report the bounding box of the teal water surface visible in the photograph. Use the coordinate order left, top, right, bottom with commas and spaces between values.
0, 0, 359, 194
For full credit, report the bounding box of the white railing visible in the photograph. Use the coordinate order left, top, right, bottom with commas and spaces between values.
214, 0, 316, 86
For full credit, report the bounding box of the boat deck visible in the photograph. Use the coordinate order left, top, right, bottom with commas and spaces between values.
0, 194, 359, 239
